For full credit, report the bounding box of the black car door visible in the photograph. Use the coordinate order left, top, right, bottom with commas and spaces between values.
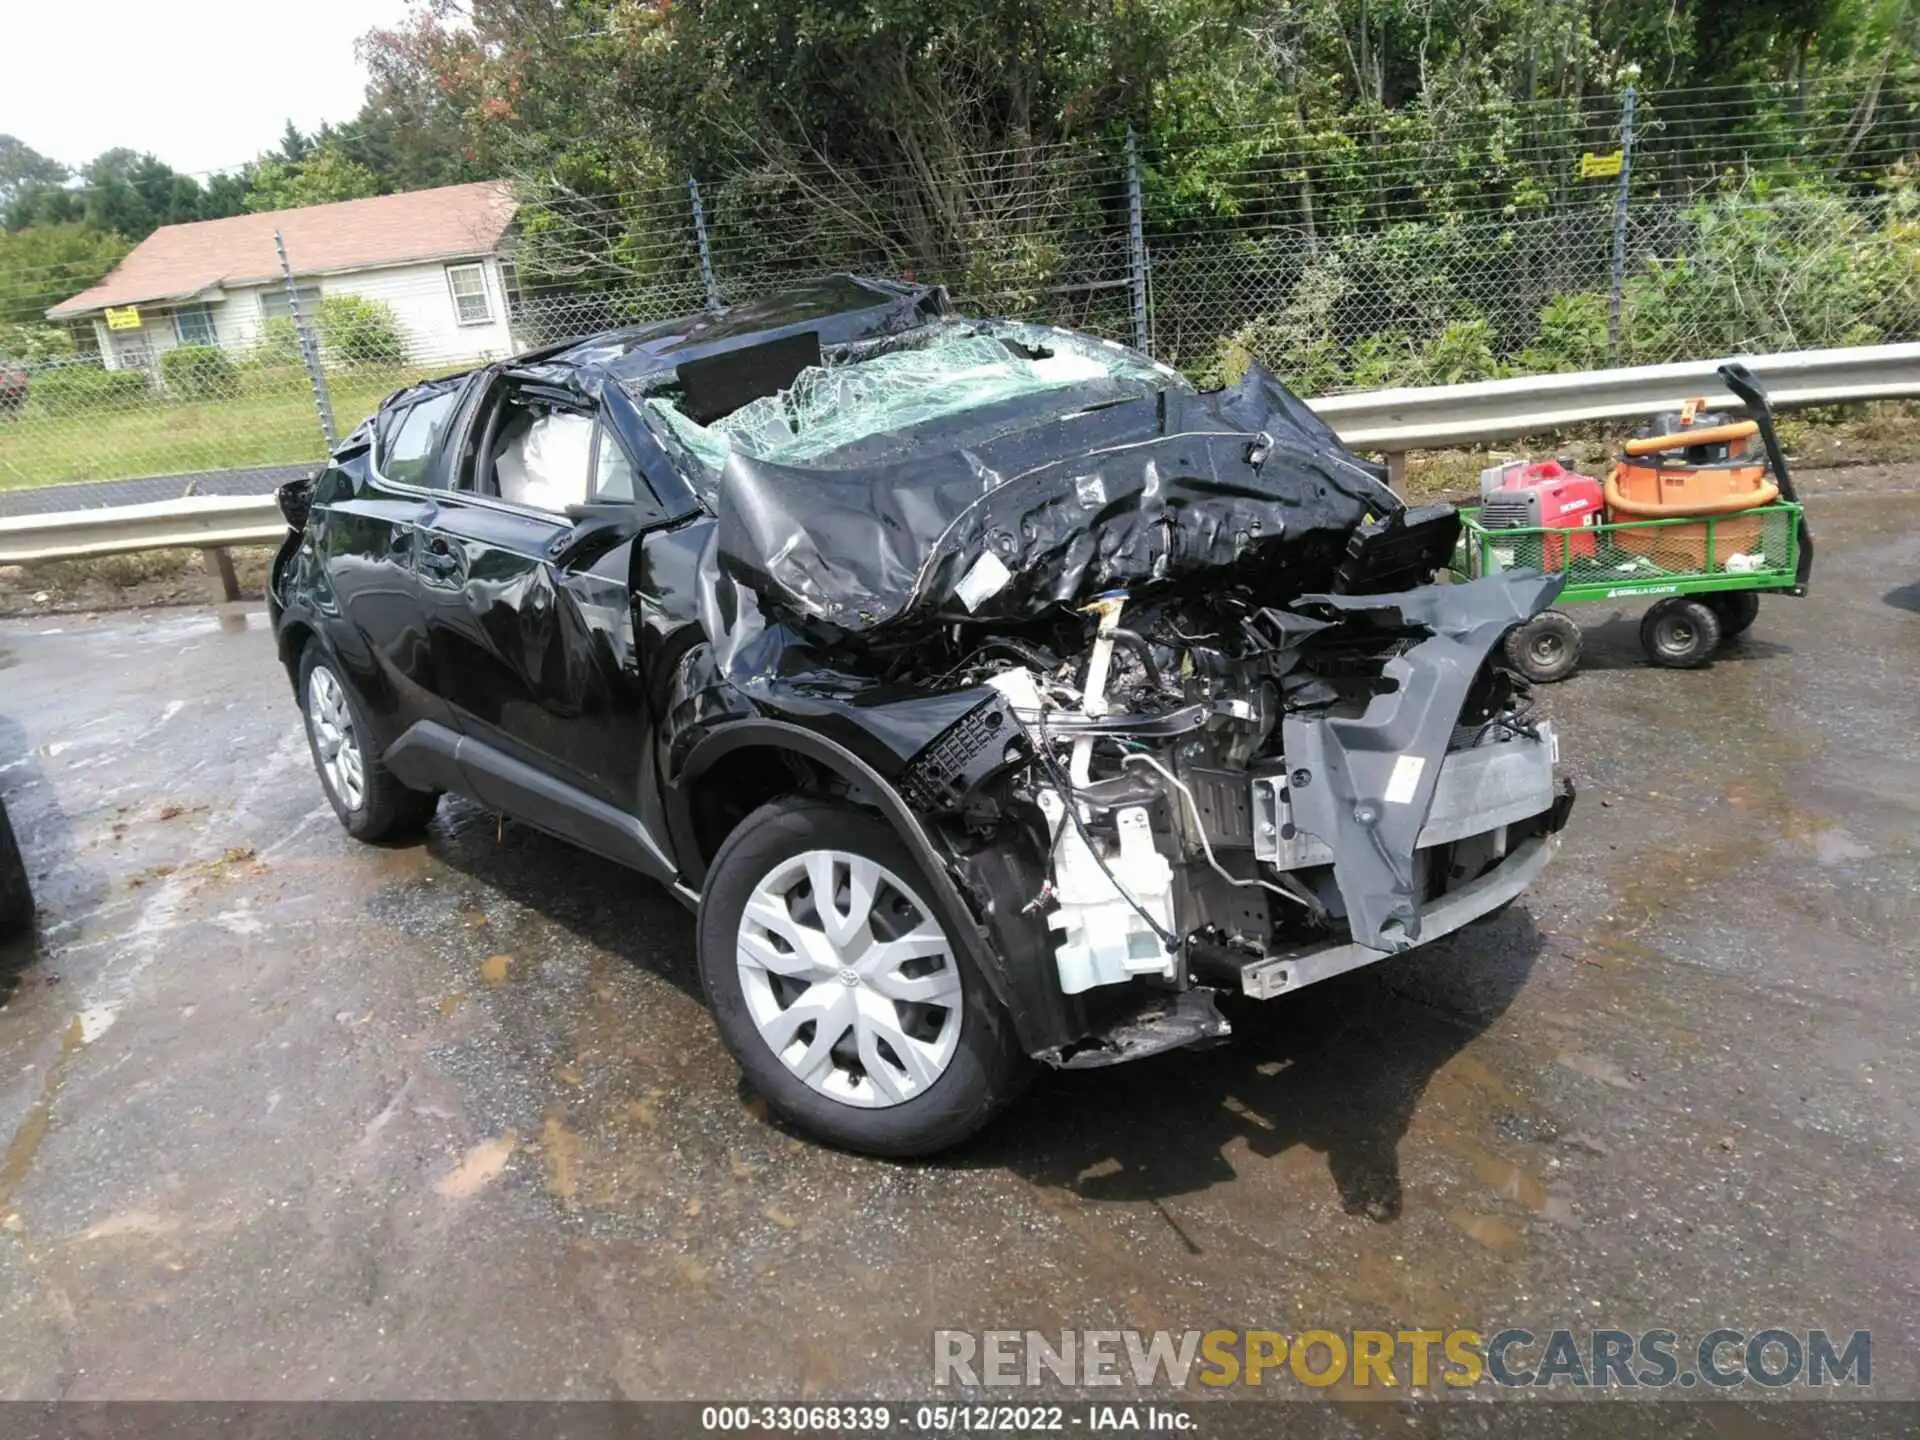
414, 377, 677, 862
315, 379, 471, 743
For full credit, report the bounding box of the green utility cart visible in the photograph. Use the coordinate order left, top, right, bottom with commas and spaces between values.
1449, 360, 1814, 683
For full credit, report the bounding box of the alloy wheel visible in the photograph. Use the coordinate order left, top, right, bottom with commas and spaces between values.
306, 664, 366, 812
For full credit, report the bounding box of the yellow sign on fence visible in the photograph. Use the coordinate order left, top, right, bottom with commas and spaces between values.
104, 306, 142, 330
1578, 150, 1624, 180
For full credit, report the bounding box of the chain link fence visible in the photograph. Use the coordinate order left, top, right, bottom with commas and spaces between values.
3, 80, 1918, 493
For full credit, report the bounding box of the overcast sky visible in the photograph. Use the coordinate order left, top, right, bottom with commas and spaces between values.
1, 0, 412, 179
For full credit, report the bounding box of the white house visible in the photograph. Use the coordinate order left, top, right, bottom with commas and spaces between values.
47, 182, 519, 371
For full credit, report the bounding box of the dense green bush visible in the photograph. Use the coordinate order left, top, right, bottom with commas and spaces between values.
160, 344, 237, 400
1187, 180, 1920, 394
1207, 255, 1347, 392
1619, 187, 1912, 362
246, 316, 303, 369
1347, 332, 1423, 388
1519, 292, 1611, 374
30, 364, 152, 415
1421, 316, 1500, 384
0, 323, 78, 365
318, 295, 405, 367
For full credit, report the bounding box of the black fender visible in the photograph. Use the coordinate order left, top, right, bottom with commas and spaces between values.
673, 719, 1073, 1053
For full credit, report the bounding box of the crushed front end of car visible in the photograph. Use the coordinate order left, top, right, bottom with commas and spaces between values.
657, 312, 1573, 1068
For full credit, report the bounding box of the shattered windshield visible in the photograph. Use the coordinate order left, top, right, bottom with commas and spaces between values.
639, 323, 1183, 483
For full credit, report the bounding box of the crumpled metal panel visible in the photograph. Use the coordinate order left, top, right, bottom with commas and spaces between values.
707, 362, 1397, 637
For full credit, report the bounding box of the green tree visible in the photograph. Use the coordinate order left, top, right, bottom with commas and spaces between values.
76, 150, 206, 238
245, 146, 382, 213
0, 223, 132, 324
0, 135, 68, 210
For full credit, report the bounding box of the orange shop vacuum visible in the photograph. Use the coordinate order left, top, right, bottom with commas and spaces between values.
1605, 398, 1777, 570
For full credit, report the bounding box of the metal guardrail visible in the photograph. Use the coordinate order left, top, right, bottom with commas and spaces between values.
1, 342, 1917, 586
1313, 341, 1920, 449
0, 494, 286, 566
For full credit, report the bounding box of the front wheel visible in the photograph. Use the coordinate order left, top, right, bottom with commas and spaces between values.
697, 798, 1029, 1157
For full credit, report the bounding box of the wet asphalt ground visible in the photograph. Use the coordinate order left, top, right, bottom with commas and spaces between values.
0, 484, 1914, 1405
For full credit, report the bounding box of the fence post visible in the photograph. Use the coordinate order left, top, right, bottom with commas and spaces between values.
275, 229, 336, 452
689, 178, 722, 313
1606, 85, 1636, 365
1125, 128, 1150, 355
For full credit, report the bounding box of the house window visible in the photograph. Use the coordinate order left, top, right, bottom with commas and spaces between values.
174, 303, 216, 346
260, 285, 321, 322
446, 263, 492, 325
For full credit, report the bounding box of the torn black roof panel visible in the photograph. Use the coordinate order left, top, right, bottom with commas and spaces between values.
512, 275, 947, 393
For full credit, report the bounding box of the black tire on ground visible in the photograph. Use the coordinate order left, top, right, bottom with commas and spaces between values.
1640, 597, 1723, 669
0, 798, 32, 939
1503, 610, 1584, 684
696, 797, 1031, 1158
1707, 591, 1760, 637
297, 644, 439, 842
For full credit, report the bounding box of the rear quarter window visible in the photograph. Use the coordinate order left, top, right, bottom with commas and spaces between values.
378, 390, 462, 487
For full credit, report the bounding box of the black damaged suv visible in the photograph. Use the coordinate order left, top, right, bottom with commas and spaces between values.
0, 794, 29, 940
269, 276, 1572, 1155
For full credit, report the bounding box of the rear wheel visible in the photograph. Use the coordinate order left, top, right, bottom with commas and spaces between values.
1706, 591, 1760, 637
298, 646, 438, 841
697, 798, 1028, 1156
1503, 610, 1583, 683
1641, 597, 1722, 669
0, 798, 32, 939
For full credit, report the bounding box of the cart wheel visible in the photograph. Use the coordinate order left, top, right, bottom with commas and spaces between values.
1504, 611, 1583, 683
1706, 591, 1760, 637
1641, 597, 1722, 668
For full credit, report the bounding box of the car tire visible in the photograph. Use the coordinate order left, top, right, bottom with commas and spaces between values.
1640, 597, 1722, 669
696, 797, 1030, 1157
1503, 610, 1583, 683
1706, 591, 1760, 637
297, 645, 438, 842
0, 798, 32, 940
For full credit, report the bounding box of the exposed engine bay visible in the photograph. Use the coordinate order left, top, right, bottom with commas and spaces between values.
899, 554, 1570, 1058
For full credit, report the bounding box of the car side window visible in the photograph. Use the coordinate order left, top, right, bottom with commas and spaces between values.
380, 391, 461, 488
592, 425, 638, 503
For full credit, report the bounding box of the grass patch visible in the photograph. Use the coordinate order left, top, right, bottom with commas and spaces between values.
30, 551, 196, 588
0, 367, 426, 490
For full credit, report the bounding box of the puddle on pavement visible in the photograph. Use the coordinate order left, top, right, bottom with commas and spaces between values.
1446, 1209, 1526, 1260
0, 1014, 86, 1225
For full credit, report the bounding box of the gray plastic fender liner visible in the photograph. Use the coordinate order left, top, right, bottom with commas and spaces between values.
1280, 571, 1563, 952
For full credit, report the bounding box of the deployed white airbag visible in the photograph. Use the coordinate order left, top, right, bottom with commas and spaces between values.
496, 412, 595, 512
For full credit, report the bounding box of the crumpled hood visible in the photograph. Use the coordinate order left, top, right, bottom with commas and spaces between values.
706, 363, 1400, 636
